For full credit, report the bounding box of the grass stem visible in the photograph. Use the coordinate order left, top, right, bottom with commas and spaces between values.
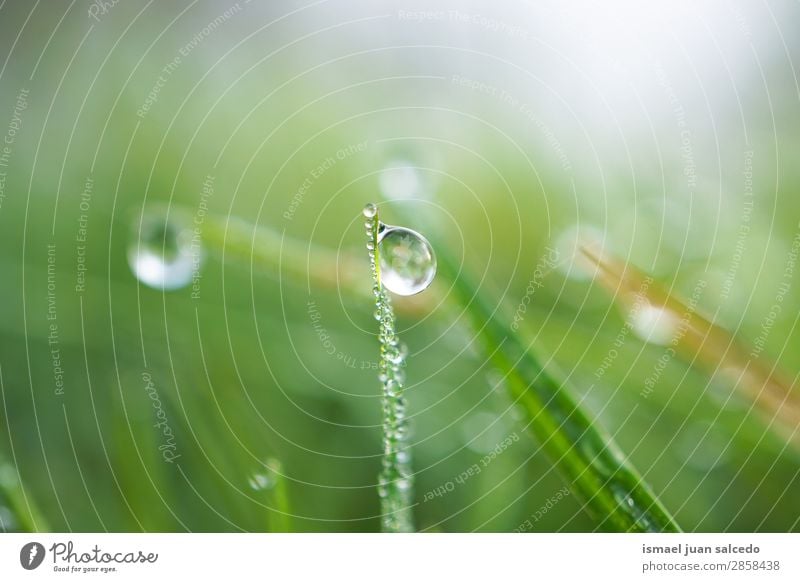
364, 204, 415, 533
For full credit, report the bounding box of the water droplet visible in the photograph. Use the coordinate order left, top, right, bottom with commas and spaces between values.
387, 350, 404, 365
629, 304, 681, 346
378, 226, 436, 296
248, 472, 274, 491
128, 208, 200, 291
674, 421, 729, 471
379, 160, 424, 201
610, 482, 657, 531
377, 475, 390, 498
392, 368, 406, 385
0, 506, 17, 532
460, 412, 512, 455
363, 203, 377, 218
385, 379, 399, 397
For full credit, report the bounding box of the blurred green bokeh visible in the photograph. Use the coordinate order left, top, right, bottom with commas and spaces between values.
1, 0, 799, 532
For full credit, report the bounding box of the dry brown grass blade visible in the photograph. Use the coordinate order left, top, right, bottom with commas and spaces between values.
202, 215, 433, 315
579, 243, 800, 448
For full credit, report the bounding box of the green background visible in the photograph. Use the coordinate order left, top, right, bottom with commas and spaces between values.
0, 0, 799, 532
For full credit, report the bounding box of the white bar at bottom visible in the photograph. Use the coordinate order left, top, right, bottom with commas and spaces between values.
0, 533, 797, 581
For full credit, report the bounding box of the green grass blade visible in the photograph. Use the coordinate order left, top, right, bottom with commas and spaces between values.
431, 243, 681, 532
364, 204, 415, 533
249, 457, 292, 533
0, 454, 50, 532
188, 206, 679, 532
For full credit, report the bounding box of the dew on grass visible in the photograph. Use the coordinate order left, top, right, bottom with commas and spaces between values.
629, 304, 681, 346
610, 482, 658, 531
128, 207, 200, 291
248, 472, 274, 491
363, 202, 377, 218
364, 202, 418, 532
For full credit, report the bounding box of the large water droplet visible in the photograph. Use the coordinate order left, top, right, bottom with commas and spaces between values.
378, 226, 436, 296
128, 208, 200, 291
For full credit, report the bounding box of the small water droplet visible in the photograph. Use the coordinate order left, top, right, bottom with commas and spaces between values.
248, 472, 274, 491
674, 421, 729, 471
377, 475, 390, 498
378, 226, 436, 296
392, 370, 406, 385
128, 208, 200, 291
363, 203, 377, 218
460, 412, 512, 455
385, 380, 399, 397
0, 506, 17, 532
610, 482, 657, 531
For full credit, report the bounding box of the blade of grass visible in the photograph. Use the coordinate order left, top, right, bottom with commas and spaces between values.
429, 242, 680, 531
249, 457, 292, 532
364, 203, 415, 533
0, 453, 50, 532
579, 243, 800, 450
200, 214, 432, 315
192, 207, 679, 531
0, 367, 50, 532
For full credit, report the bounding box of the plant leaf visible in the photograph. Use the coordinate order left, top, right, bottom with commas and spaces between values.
429, 236, 681, 532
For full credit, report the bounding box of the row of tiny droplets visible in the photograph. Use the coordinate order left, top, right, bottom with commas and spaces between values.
363, 203, 414, 533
